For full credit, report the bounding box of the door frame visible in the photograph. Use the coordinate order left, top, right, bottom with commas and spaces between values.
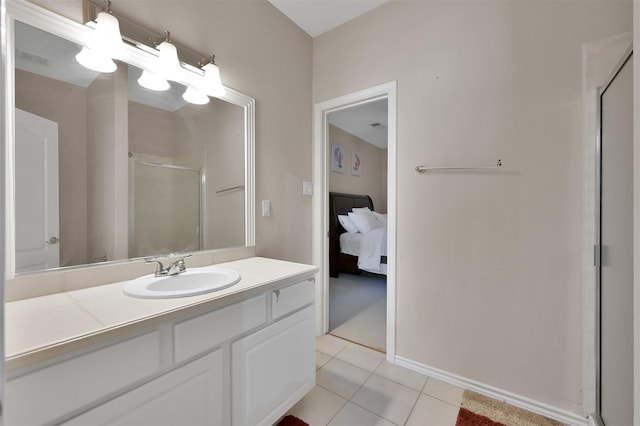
312, 81, 397, 361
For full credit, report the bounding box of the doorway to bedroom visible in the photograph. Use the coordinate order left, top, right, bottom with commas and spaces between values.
326, 99, 388, 352
312, 81, 396, 361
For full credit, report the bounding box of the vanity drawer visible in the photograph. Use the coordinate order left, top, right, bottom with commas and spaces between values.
173, 295, 266, 363
6, 330, 161, 425
271, 279, 314, 320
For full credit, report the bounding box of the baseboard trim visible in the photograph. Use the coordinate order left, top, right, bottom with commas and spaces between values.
394, 355, 588, 426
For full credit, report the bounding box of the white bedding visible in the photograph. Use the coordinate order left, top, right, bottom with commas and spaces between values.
340, 226, 387, 274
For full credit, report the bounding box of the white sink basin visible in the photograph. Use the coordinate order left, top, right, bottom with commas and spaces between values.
123, 268, 241, 299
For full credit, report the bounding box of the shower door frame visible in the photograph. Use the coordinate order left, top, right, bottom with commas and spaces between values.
593, 46, 633, 425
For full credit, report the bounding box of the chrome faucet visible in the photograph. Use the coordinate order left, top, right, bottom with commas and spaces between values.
167, 258, 187, 275
146, 254, 192, 277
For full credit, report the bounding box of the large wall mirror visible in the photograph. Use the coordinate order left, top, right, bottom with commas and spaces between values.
4, 0, 255, 278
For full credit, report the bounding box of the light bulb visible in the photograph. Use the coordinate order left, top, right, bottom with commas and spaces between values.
182, 87, 210, 105
75, 47, 117, 73
138, 70, 170, 91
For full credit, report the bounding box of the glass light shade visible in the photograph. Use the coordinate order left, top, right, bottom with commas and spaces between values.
156, 41, 183, 81
201, 63, 225, 97
138, 70, 170, 91
93, 12, 128, 60
75, 47, 117, 73
182, 87, 210, 105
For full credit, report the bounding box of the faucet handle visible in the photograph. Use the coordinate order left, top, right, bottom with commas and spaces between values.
167, 254, 191, 275
145, 258, 167, 276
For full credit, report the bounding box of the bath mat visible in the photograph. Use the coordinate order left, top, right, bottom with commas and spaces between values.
276, 415, 309, 426
456, 407, 505, 426
457, 390, 563, 426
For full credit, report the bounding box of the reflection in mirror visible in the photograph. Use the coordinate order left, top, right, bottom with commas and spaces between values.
14, 21, 249, 275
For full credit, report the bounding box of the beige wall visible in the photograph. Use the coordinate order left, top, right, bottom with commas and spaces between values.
314, 0, 631, 415
15, 70, 88, 267
200, 100, 245, 249
86, 67, 129, 263
329, 125, 387, 212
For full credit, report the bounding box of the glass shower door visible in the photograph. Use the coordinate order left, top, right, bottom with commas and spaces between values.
131, 160, 202, 258
597, 51, 633, 426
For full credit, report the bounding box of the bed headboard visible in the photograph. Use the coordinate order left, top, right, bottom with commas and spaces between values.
329, 192, 374, 220
328, 192, 374, 277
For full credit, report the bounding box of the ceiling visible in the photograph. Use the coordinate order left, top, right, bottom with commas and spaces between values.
268, 0, 391, 37
328, 99, 388, 149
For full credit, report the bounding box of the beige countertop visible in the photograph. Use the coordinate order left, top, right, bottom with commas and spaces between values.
6, 257, 318, 371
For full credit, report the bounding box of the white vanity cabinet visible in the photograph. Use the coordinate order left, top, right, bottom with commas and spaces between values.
6, 278, 315, 426
65, 349, 225, 426
232, 306, 315, 426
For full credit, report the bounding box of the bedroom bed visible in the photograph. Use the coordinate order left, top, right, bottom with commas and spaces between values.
329, 192, 387, 278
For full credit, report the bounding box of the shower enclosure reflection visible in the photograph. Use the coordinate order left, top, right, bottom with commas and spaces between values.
13, 20, 250, 274
129, 158, 202, 258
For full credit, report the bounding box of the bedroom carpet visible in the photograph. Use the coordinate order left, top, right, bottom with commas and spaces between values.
328, 273, 386, 352
456, 390, 562, 426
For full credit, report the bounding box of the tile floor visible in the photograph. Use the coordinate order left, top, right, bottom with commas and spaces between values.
286, 334, 464, 426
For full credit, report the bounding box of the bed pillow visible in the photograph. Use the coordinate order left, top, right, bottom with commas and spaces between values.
352, 207, 371, 214
338, 215, 359, 233
372, 211, 387, 225
348, 211, 383, 234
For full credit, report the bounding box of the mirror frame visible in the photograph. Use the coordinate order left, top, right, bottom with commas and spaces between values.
2, 0, 255, 279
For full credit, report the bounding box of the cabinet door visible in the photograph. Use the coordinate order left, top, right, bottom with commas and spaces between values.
65, 349, 225, 426
232, 306, 315, 426
7, 331, 161, 425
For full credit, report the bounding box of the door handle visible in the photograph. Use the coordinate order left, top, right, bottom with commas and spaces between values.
45, 236, 59, 245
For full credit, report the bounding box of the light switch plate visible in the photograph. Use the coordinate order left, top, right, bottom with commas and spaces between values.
303, 181, 313, 195
261, 200, 271, 217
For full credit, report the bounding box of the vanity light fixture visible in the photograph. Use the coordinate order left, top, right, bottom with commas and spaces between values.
75, 46, 117, 73
92, 9, 128, 60
182, 87, 210, 105
138, 70, 170, 91
200, 55, 225, 97
82, 0, 227, 97
75, 1, 127, 73
156, 32, 183, 81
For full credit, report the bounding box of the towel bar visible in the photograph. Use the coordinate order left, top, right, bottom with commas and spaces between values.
415, 159, 502, 174
216, 185, 245, 194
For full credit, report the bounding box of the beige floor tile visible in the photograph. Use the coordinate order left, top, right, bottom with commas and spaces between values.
351, 374, 420, 425
316, 358, 371, 400
405, 394, 459, 426
374, 362, 428, 391
328, 402, 396, 426
422, 378, 464, 407
316, 334, 350, 357
334, 343, 385, 372
286, 386, 347, 426
316, 351, 332, 370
